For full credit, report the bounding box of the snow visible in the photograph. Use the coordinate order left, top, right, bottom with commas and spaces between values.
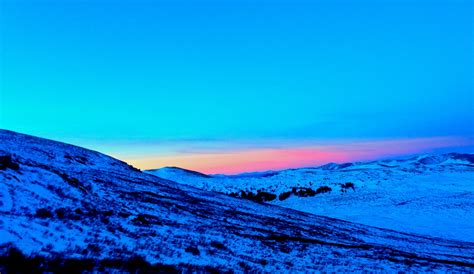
147, 153, 474, 242
1, 129, 474, 272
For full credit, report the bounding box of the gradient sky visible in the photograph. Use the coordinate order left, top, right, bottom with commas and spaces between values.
1, 0, 473, 174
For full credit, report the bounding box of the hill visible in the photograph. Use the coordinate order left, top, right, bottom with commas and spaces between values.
1, 130, 473, 272
147, 153, 474, 241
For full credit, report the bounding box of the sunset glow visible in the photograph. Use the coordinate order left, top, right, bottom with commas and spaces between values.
112, 136, 473, 174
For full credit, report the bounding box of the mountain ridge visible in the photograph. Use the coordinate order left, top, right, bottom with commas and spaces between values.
149, 152, 474, 178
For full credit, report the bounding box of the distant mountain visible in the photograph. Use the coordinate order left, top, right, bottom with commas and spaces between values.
416, 153, 474, 165
147, 152, 474, 242
147, 166, 212, 179
1, 129, 473, 272
318, 162, 354, 170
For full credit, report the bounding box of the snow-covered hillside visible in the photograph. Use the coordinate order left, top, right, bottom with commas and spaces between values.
147, 154, 474, 242
1, 130, 474, 272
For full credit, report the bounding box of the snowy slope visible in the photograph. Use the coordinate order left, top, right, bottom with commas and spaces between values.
147, 154, 474, 242
1, 130, 474, 272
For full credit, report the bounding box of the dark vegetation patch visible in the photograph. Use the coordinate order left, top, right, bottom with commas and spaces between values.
279, 191, 292, 201
35, 207, 116, 222
132, 213, 163, 226
238, 261, 253, 271
289, 186, 332, 197
316, 186, 332, 194
0, 245, 224, 273
125, 191, 169, 205
118, 211, 131, 218
185, 246, 200, 256
85, 244, 102, 255
340, 182, 355, 192
1, 174, 20, 182
64, 154, 88, 165
233, 185, 333, 202
35, 208, 53, 218
54, 207, 96, 220
0, 155, 20, 171
261, 233, 372, 250
127, 163, 141, 172
210, 241, 226, 250
254, 191, 277, 202
229, 191, 277, 203
56, 172, 91, 193
55, 208, 70, 219
46, 184, 67, 199
291, 187, 316, 197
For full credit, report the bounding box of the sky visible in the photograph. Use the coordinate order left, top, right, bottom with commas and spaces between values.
0, 0, 473, 174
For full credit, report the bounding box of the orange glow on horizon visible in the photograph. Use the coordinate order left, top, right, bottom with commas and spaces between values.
126, 148, 348, 174
114, 136, 472, 174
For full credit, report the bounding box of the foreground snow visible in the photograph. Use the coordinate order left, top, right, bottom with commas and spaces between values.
147, 154, 474, 242
1, 130, 474, 272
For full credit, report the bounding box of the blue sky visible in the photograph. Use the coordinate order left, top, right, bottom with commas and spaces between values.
1, 0, 473, 173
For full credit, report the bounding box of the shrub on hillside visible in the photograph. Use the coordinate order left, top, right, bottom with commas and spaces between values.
291, 187, 316, 197
35, 208, 53, 218
255, 191, 277, 202
0, 155, 19, 171
316, 186, 332, 194
279, 191, 292, 201
340, 182, 355, 192
185, 246, 200, 256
